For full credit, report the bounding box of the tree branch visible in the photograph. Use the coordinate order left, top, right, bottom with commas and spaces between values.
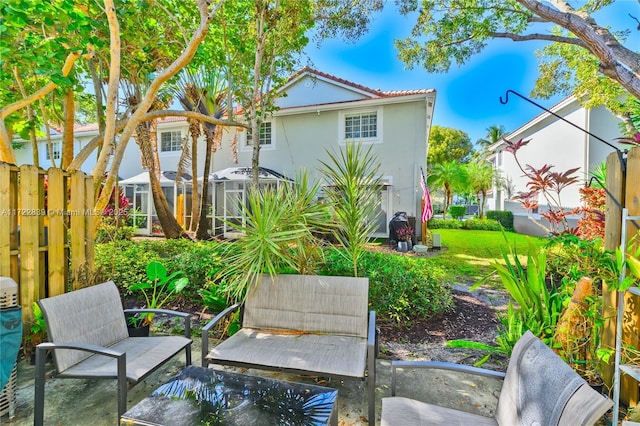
491, 31, 586, 47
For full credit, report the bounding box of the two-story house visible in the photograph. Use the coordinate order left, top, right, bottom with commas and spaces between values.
15, 68, 437, 237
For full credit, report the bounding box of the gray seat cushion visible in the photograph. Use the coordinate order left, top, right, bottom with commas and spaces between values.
381, 397, 498, 426
206, 328, 367, 378
57, 336, 191, 382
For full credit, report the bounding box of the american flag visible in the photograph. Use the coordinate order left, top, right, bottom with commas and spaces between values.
420, 167, 433, 223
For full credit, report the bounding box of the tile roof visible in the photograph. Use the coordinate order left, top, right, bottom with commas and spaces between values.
292, 67, 435, 99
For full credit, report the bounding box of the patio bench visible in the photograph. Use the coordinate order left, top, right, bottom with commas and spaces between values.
34, 281, 192, 424
201, 274, 377, 424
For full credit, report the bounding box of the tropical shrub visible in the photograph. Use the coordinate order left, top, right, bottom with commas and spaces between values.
427, 218, 462, 229
448, 205, 466, 219
486, 210, 513, 230
320, 141, 382, 277
95, 239, 226, 300
319, 249, 453, 323
461, 218, 501, 231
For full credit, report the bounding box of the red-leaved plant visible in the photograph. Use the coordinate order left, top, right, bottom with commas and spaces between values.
505, 138, 580, 234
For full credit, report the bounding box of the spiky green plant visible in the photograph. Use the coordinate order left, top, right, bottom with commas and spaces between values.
319, 141, 382, 277
217, 171, 330, 300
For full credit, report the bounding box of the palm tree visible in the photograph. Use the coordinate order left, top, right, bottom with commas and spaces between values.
169, 67, 228, 239
477, 125, 507, 146
427, 161, 468, 218
465, 161, 495, 219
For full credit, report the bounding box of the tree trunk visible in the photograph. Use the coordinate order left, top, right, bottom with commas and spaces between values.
149, 170, 187, 239
189, 123, 200, 231
196, 135, 214, 240
62, 87, 75, 170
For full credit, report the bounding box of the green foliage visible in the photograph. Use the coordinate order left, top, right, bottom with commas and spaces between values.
216, 172, 330, 300
319, 249, 453, 323
461, 218, 501, 231
486, 210, 514, 230
95, 239, 226, 300
427, 125, 473, 165
428, 160, 468, 218
448, 205, 466, 219
95, 221, 136, 243
464, 161, 495, 218
129, 261, 189, 324
427, 219, 462, 229
320, 141, 382, 277
459, 232, 564, 362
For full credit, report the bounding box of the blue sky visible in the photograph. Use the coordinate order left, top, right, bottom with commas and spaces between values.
304, 1, 639, 144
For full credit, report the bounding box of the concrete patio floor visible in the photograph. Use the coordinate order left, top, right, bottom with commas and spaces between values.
3, 337, 503, 426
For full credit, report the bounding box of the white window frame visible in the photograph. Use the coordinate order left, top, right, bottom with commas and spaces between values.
242, 121, 275, 151
159, 130, 182, 153
338, 107, 383, 145
45, 141, 62, 161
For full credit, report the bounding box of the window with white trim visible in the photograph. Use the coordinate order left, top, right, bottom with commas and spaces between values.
46, 142, 61, 161
345, 111, 377, 139
246, 122, 272, 146
339, 107, 382, 144
160, 131, 182, 152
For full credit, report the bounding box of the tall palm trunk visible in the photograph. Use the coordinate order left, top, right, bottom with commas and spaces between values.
135, 122, 187, 239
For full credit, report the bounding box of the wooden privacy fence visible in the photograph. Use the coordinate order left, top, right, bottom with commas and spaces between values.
0, 163, 95, 325
604, 145, 640, 406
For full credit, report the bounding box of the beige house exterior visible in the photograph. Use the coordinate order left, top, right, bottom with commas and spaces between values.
14, 68, 437, 237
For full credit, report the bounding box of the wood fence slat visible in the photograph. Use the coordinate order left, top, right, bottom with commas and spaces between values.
47, 168, 66, 296
603, 151, 625, 388
623, 146, 640, 406
70, 171, 86, 290
19, 165, 40, 324
0, 164, 11, 276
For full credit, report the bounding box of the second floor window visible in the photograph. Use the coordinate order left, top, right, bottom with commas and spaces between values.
246, 122, 272, 146
345, 111, 377, 139
160, 131, 182, 152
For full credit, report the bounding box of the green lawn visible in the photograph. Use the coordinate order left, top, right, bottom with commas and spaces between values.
421, 229, 548, 287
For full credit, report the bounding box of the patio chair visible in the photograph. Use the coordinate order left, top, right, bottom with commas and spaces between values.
33, 281, 192, 424
381, 331, 612, 426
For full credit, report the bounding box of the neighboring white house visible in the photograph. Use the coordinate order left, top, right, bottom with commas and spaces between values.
486, 96, 625, 236
14, 68, 437, 237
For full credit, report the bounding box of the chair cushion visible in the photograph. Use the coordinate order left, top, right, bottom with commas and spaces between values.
206, 328, 367, 378
381, 397, 498, 426
495, 330, 612, 426
39, 281, 129, 372
57, 336, 191, 383
244, 274, 369, 338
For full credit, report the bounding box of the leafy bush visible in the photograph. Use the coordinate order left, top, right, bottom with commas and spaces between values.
448, 205, 466, 219
461, 218, 501, 231
95, 239, 227, 300
319, 249, 453, 323
486, 210, 514, 230
95, 221, 136, 243
427, 218, 462, 229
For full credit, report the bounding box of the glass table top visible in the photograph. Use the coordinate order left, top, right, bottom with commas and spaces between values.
120, 365, 338, 426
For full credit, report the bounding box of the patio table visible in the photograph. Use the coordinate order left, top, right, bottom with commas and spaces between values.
120, 365, 338, 426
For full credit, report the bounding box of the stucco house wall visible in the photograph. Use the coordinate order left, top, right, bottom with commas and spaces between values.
486, 96, 624, 236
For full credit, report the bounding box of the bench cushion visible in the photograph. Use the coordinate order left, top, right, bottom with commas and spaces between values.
244, 275, 369, 338
57, 336, 191, 382
206, 328, 368, 378
39, 281, 129, 372
381, 397, 498, 426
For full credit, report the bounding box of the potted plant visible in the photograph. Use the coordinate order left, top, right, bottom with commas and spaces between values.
127, 261, 189, 335
395, 225, 414, 252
